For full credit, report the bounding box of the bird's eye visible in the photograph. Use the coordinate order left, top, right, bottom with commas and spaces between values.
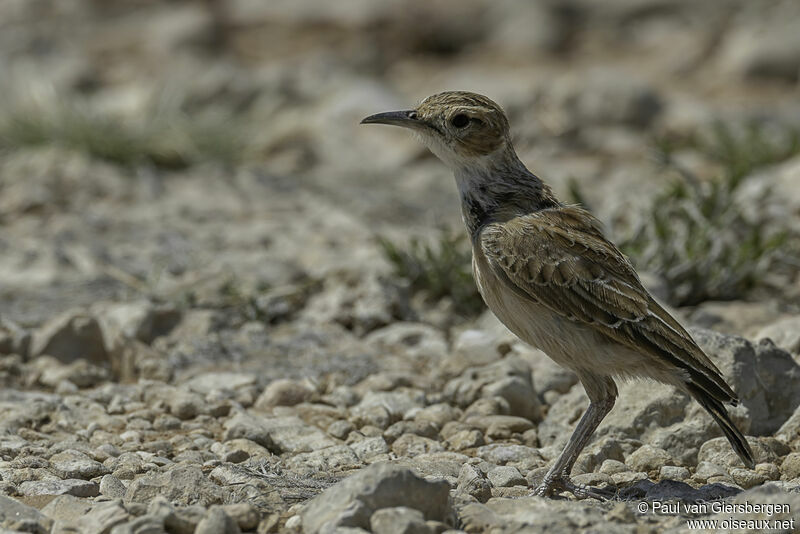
450, 114, 469, 128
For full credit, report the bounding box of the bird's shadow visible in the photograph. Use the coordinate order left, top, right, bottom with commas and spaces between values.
613, 479, 742, 502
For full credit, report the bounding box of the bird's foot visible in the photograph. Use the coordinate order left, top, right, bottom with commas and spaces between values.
532, 476, 614, 501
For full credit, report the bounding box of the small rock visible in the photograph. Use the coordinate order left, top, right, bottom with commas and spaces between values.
465, 415, 533, 439
221, 503, 259, 532
413, 404, 462, 428
599, 459, 630, 476
109, 452, 146, 478
396, 451, 466, 485
445, 429, 484, 451
223, 413, 336, 453
486, 466, 526, 488
31, 309, 107, 364
0, 317, 31, 356
79, 500, 129, 533
100, 474, 127, 499
301, 274, 411, 335
446, 329, 505, 373
124, 465, 225, 506
285, 515, 302, 530
283, 445, 361, 474
255, 378, 316, 409
781, 452, 800, 480
0, 494, 54, 532
220, 438, 270, 460
169, 390, 205, 420
184, 372, 257, 395
730, 467, 767, 489
626, 445, 674, 474
572, 470, 614, 488
384, 420, 439, 443
444, 358, 541, 422
391, 434, 444, 458
147, 497, 200, 534
691, 328, 800, 436
370, 507, 432, 534
0, 435, 28, 457
93, 300, 180, 346
456, 463, 492, 503
300, 464, 451, 533
363, 322, 449, 363
697, 436, 776, 468
776, 403, 800, 447
605, 502, 636, 523
755, 316, 800, 355
350, 391, 425, 430
350, 437, 390, 462
611, 471, 648, 487
694, 461, 728, 483
575, 435, 634, 474
50, 449, 110, 479
463, 397, 510, 418
659, 465, 690, 481
19, 479, 99, 497
516, 346, 578, 397
196, 507, 241, 534
109, 515, 165, 534
40, 494, 92, 524
328, 420, 355, 440
475, 444, 542, 467
37, 357, 110, 389
755, 462, 781, 481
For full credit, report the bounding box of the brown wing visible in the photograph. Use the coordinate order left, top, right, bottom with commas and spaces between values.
480, 205, 738, 404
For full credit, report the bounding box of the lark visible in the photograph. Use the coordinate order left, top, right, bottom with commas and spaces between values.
362, 91, 754, 499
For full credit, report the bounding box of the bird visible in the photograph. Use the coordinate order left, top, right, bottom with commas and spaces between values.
361, 91, 754, 499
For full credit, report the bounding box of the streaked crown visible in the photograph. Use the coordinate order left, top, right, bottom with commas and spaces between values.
415, 91, 510, 155
362, 91, 512, 167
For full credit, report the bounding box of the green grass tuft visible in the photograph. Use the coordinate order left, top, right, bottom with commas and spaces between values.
0, 97, 248, 169
622, 120, 800, 306
378, 228, 484, 318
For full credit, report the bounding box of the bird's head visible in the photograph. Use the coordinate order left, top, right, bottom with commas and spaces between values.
361, 91, 512, 172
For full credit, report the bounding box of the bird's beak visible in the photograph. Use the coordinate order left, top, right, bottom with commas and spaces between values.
360, 110, 419, 128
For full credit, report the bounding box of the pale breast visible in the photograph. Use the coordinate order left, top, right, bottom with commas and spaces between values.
471, 245, 668, 381
472, 245, 591, 366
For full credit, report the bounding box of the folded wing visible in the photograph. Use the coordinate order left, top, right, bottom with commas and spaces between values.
479, 205, 738, 405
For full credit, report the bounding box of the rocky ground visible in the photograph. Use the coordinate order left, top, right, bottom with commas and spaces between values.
1, 1, 800, 533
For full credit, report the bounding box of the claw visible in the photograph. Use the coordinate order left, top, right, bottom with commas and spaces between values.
532, 476, 613, 500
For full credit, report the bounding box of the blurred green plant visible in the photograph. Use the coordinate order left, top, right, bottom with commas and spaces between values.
378, 228, 485, 318
621, 120, 800, 306
0, 97, 247, 169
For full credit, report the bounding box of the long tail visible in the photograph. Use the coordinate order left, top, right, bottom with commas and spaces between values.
686, 383, 755, 469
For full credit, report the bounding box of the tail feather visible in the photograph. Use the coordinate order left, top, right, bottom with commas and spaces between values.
687, 383, 755, 469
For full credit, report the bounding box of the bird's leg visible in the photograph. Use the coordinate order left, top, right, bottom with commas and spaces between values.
534, 375, 617, 500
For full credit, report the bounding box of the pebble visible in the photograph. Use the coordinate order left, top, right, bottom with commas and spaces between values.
18, 479, 100, 497
49, 449, 110, 479
487, 466, 526, 488
659, 465, 690, 481
370, 507, 431, 534
99, 474, 127, 499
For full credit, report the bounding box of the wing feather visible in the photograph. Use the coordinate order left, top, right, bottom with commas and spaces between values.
480, 205, 738, 404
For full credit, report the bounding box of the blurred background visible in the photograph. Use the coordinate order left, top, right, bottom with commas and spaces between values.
1, 3, 800, 530
1, 0, 799, 373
